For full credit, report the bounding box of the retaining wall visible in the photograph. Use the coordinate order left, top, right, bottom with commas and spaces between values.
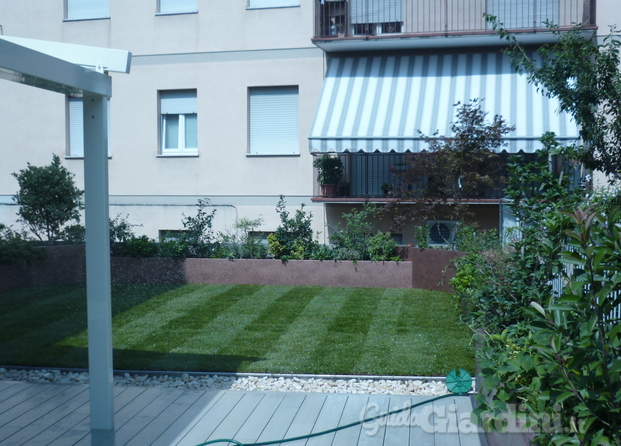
0, 246, 463, 293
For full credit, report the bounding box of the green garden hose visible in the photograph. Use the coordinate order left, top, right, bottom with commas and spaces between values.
195, 368, 473, 446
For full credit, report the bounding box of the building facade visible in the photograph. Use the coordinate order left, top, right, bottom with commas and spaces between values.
0, 0, 618, 246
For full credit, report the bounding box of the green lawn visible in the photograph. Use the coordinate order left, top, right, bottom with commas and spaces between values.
0, 283, 474, 376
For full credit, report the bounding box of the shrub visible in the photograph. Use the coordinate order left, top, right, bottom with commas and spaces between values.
367, 232, 400, 261
216, 217, 267, 259
329, 204, 378, 260
268, 196, 318, 260
0, 224, 46, 268
474, 207, 621, 445
12, 154, 84, 241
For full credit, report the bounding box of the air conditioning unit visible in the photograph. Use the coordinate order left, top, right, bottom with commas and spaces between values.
426, 221, 458, 246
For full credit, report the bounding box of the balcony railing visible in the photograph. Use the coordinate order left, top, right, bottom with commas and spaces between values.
312, 152, 509, 200
314, 0, 594, 39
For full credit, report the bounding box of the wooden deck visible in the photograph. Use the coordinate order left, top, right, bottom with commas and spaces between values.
0, 380, 488, 446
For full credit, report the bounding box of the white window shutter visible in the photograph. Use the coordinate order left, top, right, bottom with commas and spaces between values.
249, 86, 299, 155
159, 0, 197, 14
66, 0, 109, 20
160, 90, 197, 114
248, 0, 299, 8
69, 98, 84, 157
68, 97, 111, 157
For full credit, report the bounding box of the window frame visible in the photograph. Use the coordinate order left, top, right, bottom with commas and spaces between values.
67, 96, 111, 158
65, 0, 110, 21
248, 86, 300, 156
159, 89, 199, 157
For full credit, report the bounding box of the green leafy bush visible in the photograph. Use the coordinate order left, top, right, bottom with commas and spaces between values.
268, 196, 318, 260
216, 217, 267, 259
474, 207, 621, 445
0, 224, 46, 268
367, 232, 400, 261
329, 204, 378, 260
12, 154, 84, 241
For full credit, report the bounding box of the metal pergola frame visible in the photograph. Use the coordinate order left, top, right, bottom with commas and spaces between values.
0, 36, 131, 431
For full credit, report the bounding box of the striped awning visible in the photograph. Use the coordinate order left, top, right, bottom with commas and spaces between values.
308, 52, 580, 153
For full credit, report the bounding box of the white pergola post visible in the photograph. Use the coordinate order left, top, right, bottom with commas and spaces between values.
0, 36, 131, 432
83, 93, 114, 430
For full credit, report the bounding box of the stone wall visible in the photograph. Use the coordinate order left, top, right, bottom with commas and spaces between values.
0, 246, 463, 293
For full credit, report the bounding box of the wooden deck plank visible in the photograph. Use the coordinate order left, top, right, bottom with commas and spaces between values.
0, 380, 486, 446
5, 385, 89, 446
0, 384, 85, 443
96, 387, 190, 446
409, 396, 436, 446
233, 392, 289, 444
381, 396, 412, 446
305, 393, 349, 446
46, 428, 90, 446
254, 392, 307, 444
357, 394, 391, 446
0, 382, 25, 404
47, 387, 149, 446
433, 397, 462, 446
150, 390, 225, 446
74, 387, 164, 446
203, 392, 266, 443
174, 390, 245, 446
455, 395, 488, 446
330, 394, 369, 446
267, 393, 327, 446
125, 389, 205, 446
0, 382, 67, 422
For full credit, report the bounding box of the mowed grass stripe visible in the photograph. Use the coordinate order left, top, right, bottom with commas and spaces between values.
164, 286, 298, 356
351, 288, 407, 375
310, 288, 381, 374
119, 284, 263, 354
110, 284, 237, 349
240, 287, 350, 374
389, 290, 474, 375
0, 285, 87, 343
217, 286, 323, 370
145, 286, 299, 371
0, 284, 475, 375
54, 283, 199, 350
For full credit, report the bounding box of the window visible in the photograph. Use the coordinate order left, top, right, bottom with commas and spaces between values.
247, 0, 299, 8
486, 0, 558, 29
160, 90, 198, 155
66, 0, 109, 20
68, 97, 111, 157
158, 0, 197, 14
249, 86, 299, 155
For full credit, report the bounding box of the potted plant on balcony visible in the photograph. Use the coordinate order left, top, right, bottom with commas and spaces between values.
313, 154, 343, 197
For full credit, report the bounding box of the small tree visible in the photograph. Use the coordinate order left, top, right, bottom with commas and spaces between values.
388, 100, 513, 226
486, 17, 621, 180
12, 154, 84, 241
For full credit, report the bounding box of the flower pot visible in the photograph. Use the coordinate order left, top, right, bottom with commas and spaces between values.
321, 184, 339, 197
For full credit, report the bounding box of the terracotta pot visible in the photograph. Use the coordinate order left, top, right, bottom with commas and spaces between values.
321, 184, 339, 197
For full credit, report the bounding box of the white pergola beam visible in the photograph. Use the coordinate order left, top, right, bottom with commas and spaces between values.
0, 36, 131, 432
0, 38, 111, 97
0, 36, 131, 74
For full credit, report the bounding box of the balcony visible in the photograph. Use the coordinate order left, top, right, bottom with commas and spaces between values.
313, 0, 596, 52
312, 152, 514, 202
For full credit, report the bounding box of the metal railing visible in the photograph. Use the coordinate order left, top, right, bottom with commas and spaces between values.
314, 0, 594, 39
312, 152, 511, 199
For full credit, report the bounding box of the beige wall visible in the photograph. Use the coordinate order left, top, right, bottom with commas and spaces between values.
0, 1, 328, 238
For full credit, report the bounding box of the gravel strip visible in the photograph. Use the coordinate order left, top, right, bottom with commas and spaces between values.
0, 367, 450, 395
